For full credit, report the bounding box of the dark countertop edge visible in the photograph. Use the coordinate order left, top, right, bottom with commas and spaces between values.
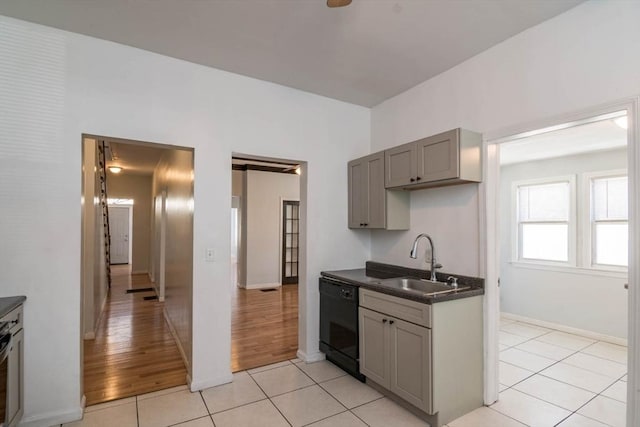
0, 296, 26, 318
321, 263, 484, 304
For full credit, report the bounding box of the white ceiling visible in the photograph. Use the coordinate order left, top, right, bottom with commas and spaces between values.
0, 0, 583, 107
500, 117, 628, 165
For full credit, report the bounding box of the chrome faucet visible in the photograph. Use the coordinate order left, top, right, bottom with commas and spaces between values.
410, 233, 442, 282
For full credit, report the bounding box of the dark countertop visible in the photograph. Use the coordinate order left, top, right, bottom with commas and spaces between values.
0, 296, 26, 318
321, 262, 484, 304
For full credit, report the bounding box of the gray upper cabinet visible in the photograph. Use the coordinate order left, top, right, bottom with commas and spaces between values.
384, 143, 415, 188
348, 152, 409, 230
385, 128, 482, 189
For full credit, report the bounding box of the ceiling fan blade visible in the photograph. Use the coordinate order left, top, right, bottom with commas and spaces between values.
327, 0, 352, 8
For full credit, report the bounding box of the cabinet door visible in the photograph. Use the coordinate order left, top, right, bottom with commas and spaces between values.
348, 158, 366, 228
416, 129, 459, 182
385, 143, 416, 188
359, 307, 389, 388
389, 318, 432, 413
6, 329, 23, 427
365, 152, 385, 229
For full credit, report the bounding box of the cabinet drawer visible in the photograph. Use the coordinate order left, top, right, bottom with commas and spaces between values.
1, 306, 23, 335
360, 288, 431, 328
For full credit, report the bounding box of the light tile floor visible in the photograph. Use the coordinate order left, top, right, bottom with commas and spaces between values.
62, 318, 628, 427
491, 317, 628, 427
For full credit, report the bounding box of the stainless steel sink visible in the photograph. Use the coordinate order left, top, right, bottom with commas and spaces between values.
378, 277, 469, 296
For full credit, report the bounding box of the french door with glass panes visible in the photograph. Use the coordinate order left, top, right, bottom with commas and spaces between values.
282, 200, 299, 284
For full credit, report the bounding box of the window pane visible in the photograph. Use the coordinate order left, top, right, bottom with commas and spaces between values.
518, 182, 569, 221
592, 176, 628, 220
594, 223, 628, 266
521, 223, 568, 261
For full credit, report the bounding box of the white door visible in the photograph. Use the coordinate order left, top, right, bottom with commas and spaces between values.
109, 206, 130, 264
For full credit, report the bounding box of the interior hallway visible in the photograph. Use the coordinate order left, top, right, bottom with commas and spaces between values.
83, 265, 187, 405
231, 283, 298, 372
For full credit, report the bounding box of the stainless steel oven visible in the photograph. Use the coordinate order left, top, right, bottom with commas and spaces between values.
0, 322, 11, 427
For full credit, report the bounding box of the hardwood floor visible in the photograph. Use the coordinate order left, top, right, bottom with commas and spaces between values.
231, 283, 299, 372
83, 266, 187, 405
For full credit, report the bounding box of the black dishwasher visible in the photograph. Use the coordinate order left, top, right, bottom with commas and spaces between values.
319, 277, 365, 381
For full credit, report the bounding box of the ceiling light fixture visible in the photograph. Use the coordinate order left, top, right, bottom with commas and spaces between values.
108, 166, 123, 174
614, 116, 628, 130
327, 0, 352, 7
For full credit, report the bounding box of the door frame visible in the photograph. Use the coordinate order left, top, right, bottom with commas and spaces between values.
481, 97, 639, 424
107, 204, 133, 265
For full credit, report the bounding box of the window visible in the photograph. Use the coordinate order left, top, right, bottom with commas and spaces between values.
512, 171, 628, 272
515, 178, 574, 263
590, 174, 628, 267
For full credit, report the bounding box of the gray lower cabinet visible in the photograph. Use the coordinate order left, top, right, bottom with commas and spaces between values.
359, 307, 389, 387
348, 152, 409, 230
2, 305, 24, 427
359, 306, 432, 414
384, 128, 482, 189
359, 288, 482, 427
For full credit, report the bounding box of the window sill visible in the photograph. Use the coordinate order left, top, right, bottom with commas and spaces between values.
508, 261, 628, 279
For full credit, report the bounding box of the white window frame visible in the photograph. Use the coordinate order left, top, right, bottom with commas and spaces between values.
511, 175, 577, 266
581, 169, 628, 272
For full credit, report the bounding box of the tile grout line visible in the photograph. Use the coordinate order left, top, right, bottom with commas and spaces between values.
245, 360, 294, 375
486, 405, 531, 426
135, 394, 140, 427
246, 366, 294, 427
197, 389, 216, 426
499, 320, 627, 427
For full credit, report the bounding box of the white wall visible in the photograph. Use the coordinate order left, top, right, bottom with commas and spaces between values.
152, 149, 194, 372
242, 170, 299, 288
370, 1, 640, 278
108, 173, 152, 273
0, 15, 370, 425
500, 149, 628, 338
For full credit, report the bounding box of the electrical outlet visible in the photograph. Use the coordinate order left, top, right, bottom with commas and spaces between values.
205, 248, 215, 262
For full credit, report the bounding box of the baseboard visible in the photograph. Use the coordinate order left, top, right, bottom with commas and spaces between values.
20, 401, 84, 426
244, 282, 282, 290
296, 349, 325, 363
189, 373, 233, 392
502, 312, 628, 346
162, 307, 192, 373
84, 292, 108, 340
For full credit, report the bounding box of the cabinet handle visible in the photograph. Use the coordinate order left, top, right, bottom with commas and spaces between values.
382, 318, 387, 323
364, 223, 368, 227
389, 320, 395, 325
416, 176, 421, 181
410, 178, 415, 182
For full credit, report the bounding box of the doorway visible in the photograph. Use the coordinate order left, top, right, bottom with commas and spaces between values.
230, 155, 303, 372
483, 103, 638, 426
81, 135, 194, 404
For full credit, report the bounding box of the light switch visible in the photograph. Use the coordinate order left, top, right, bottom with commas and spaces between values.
205, 248, 215, 262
